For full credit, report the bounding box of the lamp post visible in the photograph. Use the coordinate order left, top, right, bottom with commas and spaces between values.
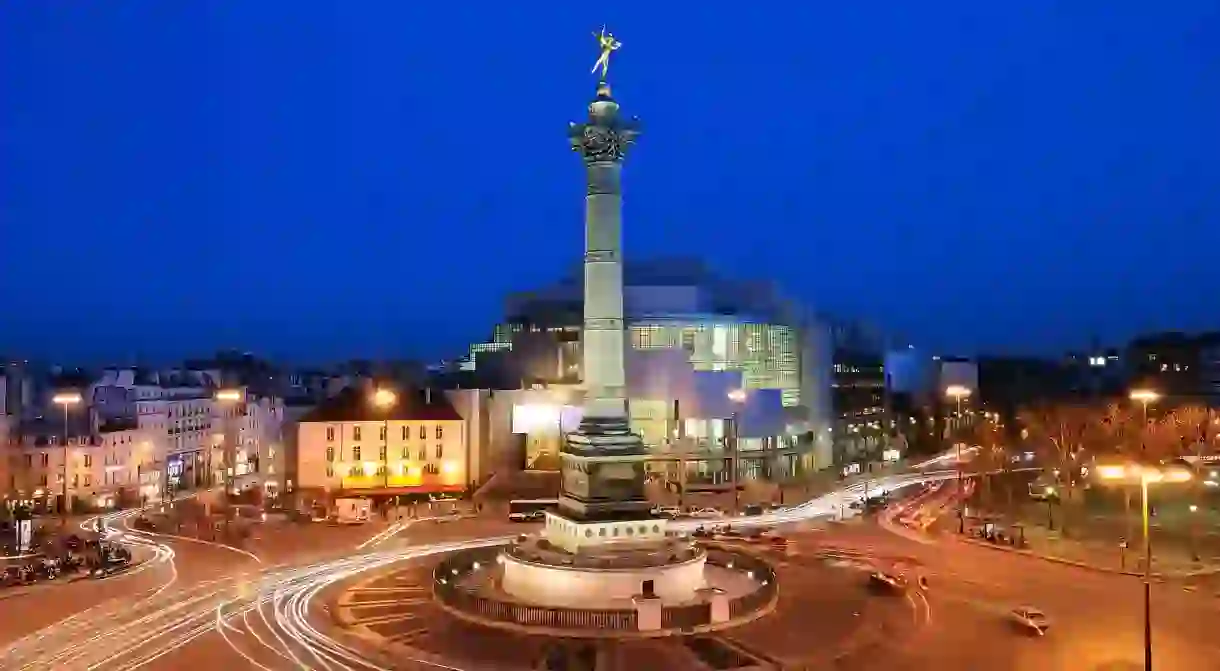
1097, 462, 1192, 671
945, 385, 972, 533
51, 392, 83, 528
727, 389, 747, 516
372, 388, 397, 494
214, 389, 243, 540
1128, 389, 1161, 545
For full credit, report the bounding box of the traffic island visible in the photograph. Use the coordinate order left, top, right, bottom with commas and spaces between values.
432, 543, 777, 640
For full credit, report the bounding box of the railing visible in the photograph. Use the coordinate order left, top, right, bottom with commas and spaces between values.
433, 544, 777, 633
434, 546, 638, 631
708, 549, 778, 619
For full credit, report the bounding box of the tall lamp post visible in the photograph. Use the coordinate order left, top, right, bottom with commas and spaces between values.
372, 388, 397, 494
727, 389, 747, 516
1128, 389, 1161, 544
945, 385, 972, 533
214, 389, 243, 539
52, 391, 83, 528
1097, 463, 1191, 671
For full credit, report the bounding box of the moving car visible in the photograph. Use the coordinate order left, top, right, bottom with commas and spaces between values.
868, 571, 908, 594
688, 507, 724, 520
508, 499, 558, 522
651, 505, 682, 518
1009, 606, 1051, 635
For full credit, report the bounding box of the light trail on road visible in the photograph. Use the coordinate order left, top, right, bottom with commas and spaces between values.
0, 469, 972, 670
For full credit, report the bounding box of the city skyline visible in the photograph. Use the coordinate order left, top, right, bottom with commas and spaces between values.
3, 3, 1218, 363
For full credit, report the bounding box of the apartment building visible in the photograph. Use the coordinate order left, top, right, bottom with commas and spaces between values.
295, 386, 472, 507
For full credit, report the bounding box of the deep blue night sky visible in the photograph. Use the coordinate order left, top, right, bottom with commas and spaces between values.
2, 2, 1218, 364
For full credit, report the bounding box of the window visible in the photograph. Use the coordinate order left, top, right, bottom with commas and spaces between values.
40, 453, 48, 467
84, 455, 92, 468
379, 446, 387, 460
38, 475, 47, 486
417, 447, 426, 461
379, 426, 387, 441
435, 425, 443, 439
435, 444, 443, 459
352, 446, 362, 460
326, 466, 334, 478
23, 455, 31, 467
401, 447, 409, 459
326, 426, 335, 441
326, 447, 335, 462
419, 425, 426, 440
84, 476, 92, 487
401, 426, 408, 440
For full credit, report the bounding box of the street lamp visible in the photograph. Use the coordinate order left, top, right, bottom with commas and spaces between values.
727, 389, 747, 516
1096, 462, 1192, 671
945, 385, 972, 533
214, 388, 243, 539
52, 391, 83, 528
371, 388, 397, 492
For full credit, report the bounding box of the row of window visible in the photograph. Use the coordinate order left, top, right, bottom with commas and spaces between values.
324, 463, 443, 478
10, 453, 94, 468
23, 473, 93, 488
325, 424, 445, 442
325, 445, 444, 462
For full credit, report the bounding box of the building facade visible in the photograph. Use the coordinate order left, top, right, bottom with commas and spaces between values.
294, 386, 476, 508
461, 259, 835, 476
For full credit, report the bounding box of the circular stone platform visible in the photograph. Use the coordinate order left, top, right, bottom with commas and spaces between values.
432, 542, 777, 639
501, 536, 708, 607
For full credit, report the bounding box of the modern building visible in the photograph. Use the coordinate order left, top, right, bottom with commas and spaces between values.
293, 385, 480, 509
461, 258, 834, 478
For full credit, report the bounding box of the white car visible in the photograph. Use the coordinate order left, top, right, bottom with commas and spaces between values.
688, 507, 724, 519
1009, 606, 1050, 636
651, 505, 682, 518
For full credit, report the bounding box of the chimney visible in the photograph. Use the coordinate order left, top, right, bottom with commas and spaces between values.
426, 388, 432, 404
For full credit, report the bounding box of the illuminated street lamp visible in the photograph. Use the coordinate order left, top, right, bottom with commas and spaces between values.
371, 388, 397, 491
214, 388, 243, 538
52, 391, 83, 527
727, 389, 747, 516
944, 385, 972, 533
1096, 462, 1191, 671
1129, 389, 1161, 434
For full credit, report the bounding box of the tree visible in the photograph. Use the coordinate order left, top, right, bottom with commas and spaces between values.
1018, 403, 1096, 534
966, 417, 1008, 511
1169, 405, 1211, 461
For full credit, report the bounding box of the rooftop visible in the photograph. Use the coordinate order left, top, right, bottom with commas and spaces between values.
299, 385, 462, 423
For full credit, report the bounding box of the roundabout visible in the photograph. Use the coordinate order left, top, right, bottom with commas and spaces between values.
332, 534, 926, 671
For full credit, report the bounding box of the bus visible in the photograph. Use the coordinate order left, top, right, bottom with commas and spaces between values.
508, 498, 558, 522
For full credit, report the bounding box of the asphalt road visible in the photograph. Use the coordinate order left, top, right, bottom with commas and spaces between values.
821, 523, 1220, 671
14, 470, 1160, 671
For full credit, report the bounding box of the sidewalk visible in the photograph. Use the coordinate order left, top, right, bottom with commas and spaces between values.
955, 513, 1220, 578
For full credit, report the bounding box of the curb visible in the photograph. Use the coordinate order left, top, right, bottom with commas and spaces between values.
951, 536, 1215, 579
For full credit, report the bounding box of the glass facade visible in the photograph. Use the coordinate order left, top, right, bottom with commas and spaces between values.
630, 320, 801, 407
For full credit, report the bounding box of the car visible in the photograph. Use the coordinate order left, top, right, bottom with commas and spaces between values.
1009, 606, 1050, 636
868, 571, 908, 594
508, 510, 547, 523
688, 507, 724, 519
651, 505, 682, 518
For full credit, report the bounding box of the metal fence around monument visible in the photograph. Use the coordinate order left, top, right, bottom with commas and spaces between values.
433, 546, 639, 631
706, 548, 779, 619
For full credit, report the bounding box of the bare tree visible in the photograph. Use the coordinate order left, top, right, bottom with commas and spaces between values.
1018, 404, 1094, 534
